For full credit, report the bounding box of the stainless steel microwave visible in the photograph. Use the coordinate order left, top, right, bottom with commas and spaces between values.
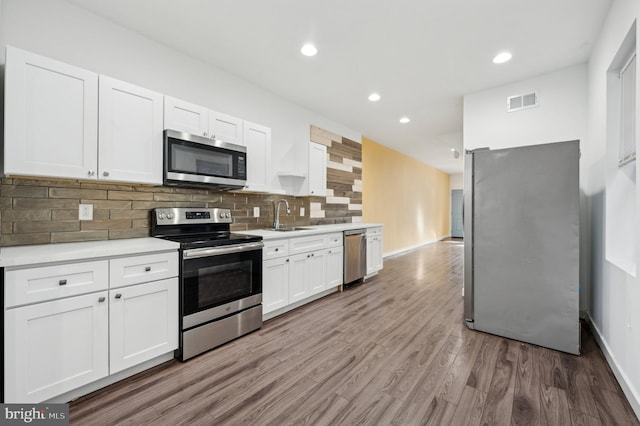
163, 129, 247, 190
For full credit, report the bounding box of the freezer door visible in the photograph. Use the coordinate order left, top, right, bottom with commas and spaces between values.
472, 141, 580, 355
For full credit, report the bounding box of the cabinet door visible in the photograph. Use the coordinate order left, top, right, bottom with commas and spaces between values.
98, 76, 163, 184
366, 236, 376, 275
308, 142, 327, 196
263, 257, 289, 314
4, 46, 98, 179
308, 250, 327, 295
326, 246, 344, 287
288, 253, 309, 303
109, 278, 178, 374
242, 121, 271, 192
164, 96, 209, 137
210, 110, 243, 145
373, 235, 384, 271
4, 292, 109, 403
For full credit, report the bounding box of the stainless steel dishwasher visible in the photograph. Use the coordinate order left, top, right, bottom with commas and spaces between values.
344, 229, 367, 285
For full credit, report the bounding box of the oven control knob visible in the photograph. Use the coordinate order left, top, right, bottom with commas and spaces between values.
167, 213, 174, 220
225, 213, 231, 218
219, 213, 225, 219
158, 212, 165, 219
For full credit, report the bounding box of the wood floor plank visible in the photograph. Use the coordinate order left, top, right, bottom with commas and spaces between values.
68, 240, 639, 426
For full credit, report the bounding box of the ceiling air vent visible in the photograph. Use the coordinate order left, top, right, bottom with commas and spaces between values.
507, 92, 538, 112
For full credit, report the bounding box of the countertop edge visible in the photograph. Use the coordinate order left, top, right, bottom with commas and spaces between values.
235, 223, 384, 240
0, 238, 180, 268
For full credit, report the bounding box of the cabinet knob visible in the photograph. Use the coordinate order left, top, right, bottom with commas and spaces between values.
59, 279, 67, 286
115, 293, 122, 299
103, 171, 110, 177
88, 170, 95, 176
98, 297, 105, 303
286, 259, 289, 262
275, 248, 279, 252
145, 266, 151, 272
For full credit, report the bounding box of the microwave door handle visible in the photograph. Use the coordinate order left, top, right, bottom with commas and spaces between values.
183, 242, 264, 259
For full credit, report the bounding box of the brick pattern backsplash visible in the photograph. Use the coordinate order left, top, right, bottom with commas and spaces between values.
0, 177, 309, 247
309, 125, 363, 225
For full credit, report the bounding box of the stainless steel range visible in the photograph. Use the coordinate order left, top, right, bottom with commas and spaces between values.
151, 207, 263, 361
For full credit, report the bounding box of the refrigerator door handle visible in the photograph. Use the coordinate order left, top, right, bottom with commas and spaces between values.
463, 150, 474, 328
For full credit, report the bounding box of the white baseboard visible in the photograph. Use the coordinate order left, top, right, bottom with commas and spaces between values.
587, 314, 640, 420
383, 236, 450, 259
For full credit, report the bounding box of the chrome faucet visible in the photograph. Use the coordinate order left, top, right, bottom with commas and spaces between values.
273, 199, 290, 229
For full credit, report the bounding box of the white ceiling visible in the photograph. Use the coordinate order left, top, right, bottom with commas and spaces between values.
68, 0, 611, 174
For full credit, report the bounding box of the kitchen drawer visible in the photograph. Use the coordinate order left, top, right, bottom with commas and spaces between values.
5, 260, 109, 308
263, 239, 289, 260
325, 232, 343, 248
366, 227, 383, 236
110, 251, 178, 289
289, 234, 327, 255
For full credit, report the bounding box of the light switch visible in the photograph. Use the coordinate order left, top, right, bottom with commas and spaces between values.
300, 207, 305, 216
253, 206, 260, 217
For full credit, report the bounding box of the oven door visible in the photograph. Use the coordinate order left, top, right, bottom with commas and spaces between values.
181, 242, 262, 329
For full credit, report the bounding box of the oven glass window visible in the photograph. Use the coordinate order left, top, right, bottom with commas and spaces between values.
170, 142, 233, 177
182, 248, 262, 317
197, 260, 252, 308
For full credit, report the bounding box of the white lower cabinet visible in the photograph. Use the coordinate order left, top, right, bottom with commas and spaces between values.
4, 250, 179, 403
263, 233, 343, 317
5, 292, 109, 403
366, 227, 384, 276
109, 278, 178, 374
263, 257, 289, 314
326, 246, 344, 287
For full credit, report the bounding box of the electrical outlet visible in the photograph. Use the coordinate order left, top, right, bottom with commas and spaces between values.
79, 204, 93, 221
300, 207, 305, 216
253, 206, 260, 218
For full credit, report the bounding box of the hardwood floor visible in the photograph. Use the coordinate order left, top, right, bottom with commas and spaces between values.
70, 239, 639, 425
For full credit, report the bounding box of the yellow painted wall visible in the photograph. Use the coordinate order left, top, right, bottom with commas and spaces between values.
362, 137, 450, 254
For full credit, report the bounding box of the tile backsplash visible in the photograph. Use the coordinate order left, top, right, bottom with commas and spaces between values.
0, 177, 308, 246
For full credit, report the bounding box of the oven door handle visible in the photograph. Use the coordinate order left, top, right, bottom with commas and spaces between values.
183, 242, 264, 259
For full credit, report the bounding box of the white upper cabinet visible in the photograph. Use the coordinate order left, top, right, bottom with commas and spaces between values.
210, 111, 243, 145
99, 76, 163, 184
4, 46, 163, 185
308, 142, 327, 196
243, 121, 272, 192
164, 96, 243, 146
163, 96, 209, 136
4, 46, 99, 179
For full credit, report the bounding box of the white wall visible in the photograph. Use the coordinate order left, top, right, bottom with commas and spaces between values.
585, 0, 640, 418
0, 0, 361, 192
449, 173, 463, 190
464, 64, 587, 152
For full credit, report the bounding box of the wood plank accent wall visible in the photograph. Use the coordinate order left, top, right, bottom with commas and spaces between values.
0, 177, 309, 246
309, 125, 363, 225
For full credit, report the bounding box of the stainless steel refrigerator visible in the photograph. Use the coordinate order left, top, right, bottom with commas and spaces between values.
463, 140, 580, 355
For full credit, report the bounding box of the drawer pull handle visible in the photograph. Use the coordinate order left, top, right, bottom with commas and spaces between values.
145, 266, 151, 272
98, 297, 105, 303
115, 293, 122, 299
59, 279, 67, 286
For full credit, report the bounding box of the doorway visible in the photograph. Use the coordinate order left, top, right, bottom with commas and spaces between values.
451, 189, 463, 238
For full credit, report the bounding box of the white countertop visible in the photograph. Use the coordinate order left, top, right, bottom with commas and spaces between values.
0, 238, 180, 268
236, 223, 383, 240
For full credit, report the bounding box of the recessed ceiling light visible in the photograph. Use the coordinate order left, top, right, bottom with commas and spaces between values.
493, 52, 512, 64
450, 148, 456, 152
399, 117, 410, 124
301, 43, 317, 57
368, 93, 381, 102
